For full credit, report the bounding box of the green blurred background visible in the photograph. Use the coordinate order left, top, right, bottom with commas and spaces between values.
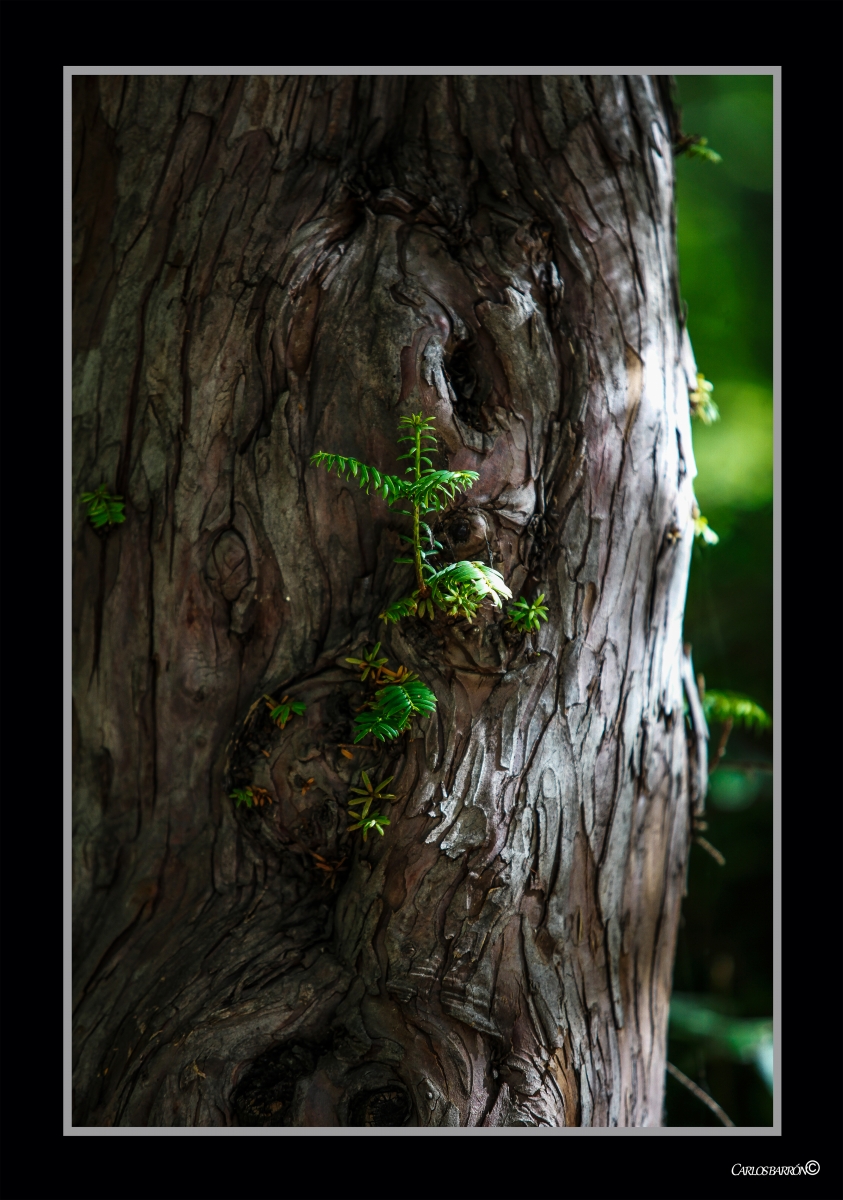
665, 75, 774, 1127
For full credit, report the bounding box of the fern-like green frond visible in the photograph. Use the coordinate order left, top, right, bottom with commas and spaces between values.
702, 691, 771, 730
380, 596, 419, 624
80, 484, 126, 529
427, 561, 511, 609
310, 452, 408, 505
374, 681, 437, 725
405, 470, 480, 512
352, 679, 437, 743
468, 562, 511, 604
352, 712, 402, 743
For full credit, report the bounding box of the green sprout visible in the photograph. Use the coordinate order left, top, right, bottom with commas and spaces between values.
689, 374, 719, 424
230, 785, 273, 809
507, 593, 549, 634
347, 811, 390, 841
379, 595, 420, 624
312, 412, 537, 750
347, 771, 396, 820
80, 484, 126, 530
676, 135, 722, 164
439, 585, 483, 621
264, 694, 306, 729
345, 642, 389, 682
311, 412, 510, 627
382, 560, 510, 624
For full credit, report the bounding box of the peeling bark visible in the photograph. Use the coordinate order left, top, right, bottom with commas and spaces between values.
72, 73, 707, 1128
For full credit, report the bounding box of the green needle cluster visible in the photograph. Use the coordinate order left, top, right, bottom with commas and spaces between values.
80, 484, 126, 530
507, 592, 549, 634
353, 678, 437, 743
348, 770, 396, 812
347, 811, 390, 840
345, 643, 389, 681
264, 694, 306, 729
347, 770, 396, 838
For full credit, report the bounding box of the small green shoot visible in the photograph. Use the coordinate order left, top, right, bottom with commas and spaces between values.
348, 771, 396, 820
230, 786, 273, 809
507, 593, 549, 634
265, 694, 306, 729
311, 412, 511, 627
80, 484, 126, 529
381, 560, 510, 624
345, 643, 389, 682
689, 374, 719, 424
676, 135, 722, 164
347, 811, 390, 841
380, 595, 421, 624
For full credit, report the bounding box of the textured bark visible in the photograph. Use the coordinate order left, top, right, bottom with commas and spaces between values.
72, 74, 707, 1128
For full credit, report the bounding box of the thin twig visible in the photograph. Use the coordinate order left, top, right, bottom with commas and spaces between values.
694, 836, 726, 867
242, 696, 264, 727
708, 717, 733, 774
666, 1061, 735, 1127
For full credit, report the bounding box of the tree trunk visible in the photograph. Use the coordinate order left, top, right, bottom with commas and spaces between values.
72, 74, 707, 1128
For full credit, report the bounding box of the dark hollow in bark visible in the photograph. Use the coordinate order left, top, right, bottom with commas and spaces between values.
72, 74, 708, 1127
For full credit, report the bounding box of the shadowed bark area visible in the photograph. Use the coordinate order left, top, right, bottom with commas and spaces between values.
72, 74, 708, 1127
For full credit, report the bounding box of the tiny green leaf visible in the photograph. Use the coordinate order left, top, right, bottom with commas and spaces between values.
507, 592, 549, 633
